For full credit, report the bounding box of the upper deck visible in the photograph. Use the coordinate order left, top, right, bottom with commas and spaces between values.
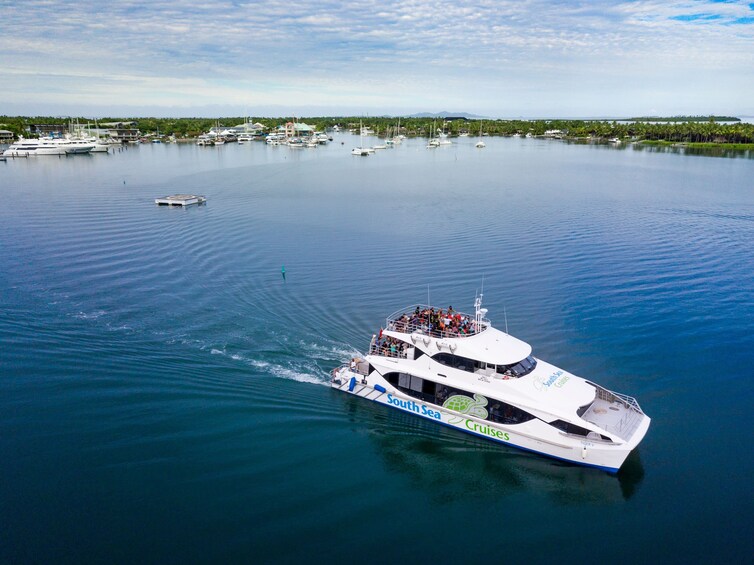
385, 304, 489, 340
375, 300, 533, 368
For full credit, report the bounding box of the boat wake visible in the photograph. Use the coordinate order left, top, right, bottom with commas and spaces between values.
203, 341, 347, 387
36, 282, 355, 390
296, 339, 361, 362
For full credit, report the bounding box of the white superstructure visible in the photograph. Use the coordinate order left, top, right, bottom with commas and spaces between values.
332, 297, 650, 473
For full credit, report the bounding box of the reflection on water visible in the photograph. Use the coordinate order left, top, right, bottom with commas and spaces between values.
343, 396, 644, 504
631, 143, 753, 159
562, 138, 753, 159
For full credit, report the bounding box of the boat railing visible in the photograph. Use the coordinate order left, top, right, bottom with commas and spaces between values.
591, 384, 645, 440
369, 338, 409, 359
385, 304, 489, 340
595, 386, 644, 415
331, 364, 348, 381
369, 344, 409, 359
614, 391, 644, 415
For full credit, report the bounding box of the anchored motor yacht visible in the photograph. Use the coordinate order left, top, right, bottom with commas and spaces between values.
331, 296, 650, 473
3, 136, 94, 156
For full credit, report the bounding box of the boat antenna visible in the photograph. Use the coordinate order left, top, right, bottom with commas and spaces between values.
427, 284, 430, 307
474, 291, 482, 329
504, 304, 509, 334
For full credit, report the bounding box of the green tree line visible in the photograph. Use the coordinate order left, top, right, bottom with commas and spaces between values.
2, 115, 752, 145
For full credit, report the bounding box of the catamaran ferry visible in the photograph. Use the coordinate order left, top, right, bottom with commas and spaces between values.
331, 297, 650, 473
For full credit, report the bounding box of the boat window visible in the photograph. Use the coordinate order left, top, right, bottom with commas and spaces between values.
409, 375, 423, 393
398, 373, 411, 389
497, 355, 537, 378
414, 349, 424, 360
550, 419, 589, 436
435, 385, 451, 405
384, 372, 436, 403
488, 401, 536, 425
432, 352, 476, 373
550, 419, 609, 441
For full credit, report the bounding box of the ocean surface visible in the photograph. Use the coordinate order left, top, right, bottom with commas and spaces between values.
1, 136, 753, 563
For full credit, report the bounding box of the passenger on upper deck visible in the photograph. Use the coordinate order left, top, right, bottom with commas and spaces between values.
394, 306, 476, 338
372, 335, 409, 358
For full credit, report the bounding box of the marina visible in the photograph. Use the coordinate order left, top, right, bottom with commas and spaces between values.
1, 135, 752, 563
2, 116, 753, 160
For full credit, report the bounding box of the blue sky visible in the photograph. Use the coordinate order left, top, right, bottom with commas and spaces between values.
1, 0, 752, 117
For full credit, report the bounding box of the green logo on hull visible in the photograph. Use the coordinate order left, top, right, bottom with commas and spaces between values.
443, 393, 488, 424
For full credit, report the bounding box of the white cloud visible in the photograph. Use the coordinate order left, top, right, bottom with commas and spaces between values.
0, 0, 752, 116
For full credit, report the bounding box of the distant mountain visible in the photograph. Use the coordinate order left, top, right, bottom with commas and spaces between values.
407, 111, 486, 119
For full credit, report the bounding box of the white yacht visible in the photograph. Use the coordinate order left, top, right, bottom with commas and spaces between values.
69, 136, 112, 153
332, 297, 650, 473
69, 123, 115, 152
286, 137, 305, 148
197, 134, 214, 146
3, 136, 94, 156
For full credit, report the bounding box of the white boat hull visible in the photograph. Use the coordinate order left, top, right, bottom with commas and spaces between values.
332, 368, 649, 473
65, 145, 95, 154
3, 147, 63, 156
3, 143, 93, 156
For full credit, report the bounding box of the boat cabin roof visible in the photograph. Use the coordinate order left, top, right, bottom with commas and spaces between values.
452, 325, 532, 366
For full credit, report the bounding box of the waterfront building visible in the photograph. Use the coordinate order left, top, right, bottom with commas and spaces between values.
27, 124, 67, 136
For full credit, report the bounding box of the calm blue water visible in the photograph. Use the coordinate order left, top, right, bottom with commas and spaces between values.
1, 137, 753, 563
